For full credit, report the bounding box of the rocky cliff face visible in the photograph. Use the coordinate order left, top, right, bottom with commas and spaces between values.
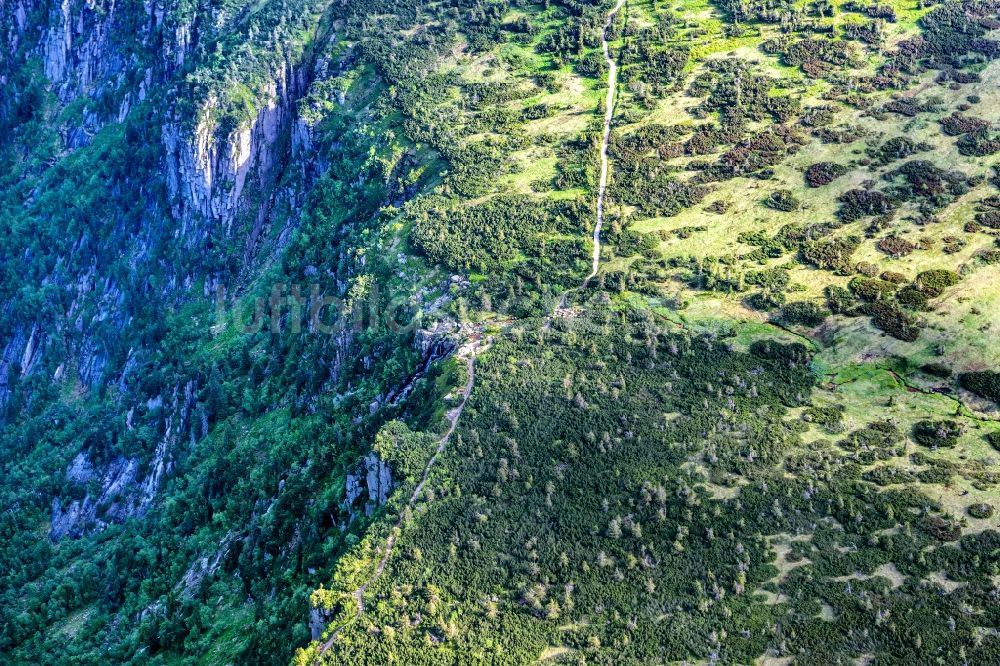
0, 0, 470, 659
2, 0, 308, 231
34, 55, 314, 530
0, 0, 178, 408
50, 379, 198, 539
0, 0, 354, 548
343, 451, 394, 520
40, 0, 120, 101
0, 0, 325, 414
3, 0, 191, 119
162, 62, 308, 235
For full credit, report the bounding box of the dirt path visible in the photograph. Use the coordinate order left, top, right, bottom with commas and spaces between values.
318, 338, 485, 654
319, 2, 625, 649
585, 0, 626, 286
356, 340, 480, 610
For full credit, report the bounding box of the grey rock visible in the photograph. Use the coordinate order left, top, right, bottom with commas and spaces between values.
342, 451, 394, 520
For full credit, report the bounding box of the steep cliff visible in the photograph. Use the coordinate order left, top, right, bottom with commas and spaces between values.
0, 0, 330, 414
0, 0, 461, 661
49, 379, 197, 539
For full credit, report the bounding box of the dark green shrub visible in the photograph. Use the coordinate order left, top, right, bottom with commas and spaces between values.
967, 503, 994, 519
800, 107, 835, 127
867, 136, 930, 166
838, 189, 899, 221
863, 466, 916, 485
804, 404, 845, 431
744, 268, 790, 290
977, 211, 1000, 228
839, 420, 901, 450
778, 301, 829, 327
940, 113, 989, 136
814, 124, 868, 144
749, 339, 811, 364
913, 269, 959, 297
575, 51, 606, 77
869, 301, 922, 341
917, 467, 952, 485
879, 271, 907, 284
958, 371, 1000, 404
765, 189, 801, 211
849, 276, 897, 301
920, 362, 951, 378
979, 248, 1000, 264
922, 514, 961, 541
801, 235, 862, 273
883, 160, 973, 203
824, 285, 859, 314
912, 419, 963, 448
895, 286, 929, 311
986, 431, 1000, 451
782, 38, 858, 69
865, 3, 897, 21
957, 129, 1000, 157
746, 290, 786, 310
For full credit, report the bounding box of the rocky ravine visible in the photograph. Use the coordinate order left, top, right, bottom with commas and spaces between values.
1, 0, 353, 539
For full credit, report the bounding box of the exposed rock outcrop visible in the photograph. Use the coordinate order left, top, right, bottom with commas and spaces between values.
17, 0, 196, 106
309, 606, 328, 641
4, 0, 338, 543
177, 534, 234, 597
0, 0, 317, 411
343, 451, 394, 519
162, 62, 305, 233
49, 380, 197, 540
378, 321, 459, 410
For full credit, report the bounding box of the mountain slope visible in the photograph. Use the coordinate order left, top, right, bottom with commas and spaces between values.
2, 0, 1000, 664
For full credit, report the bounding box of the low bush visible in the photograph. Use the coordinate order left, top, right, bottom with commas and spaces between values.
839, 419, 902, 450
895, 286, 929, 311
977, 211, 1000, 228
778, 301, 829, 327
877, 235, 916, 258
957, 129, 1000, 157
864, 466, 915, 486
940, 113, 990, 136
975, 197, 1000, 228
869, 301, 922, 341
986, 431, 1000, 451
856, 262, 880, 277
917, 467, 952, 484
913, 269, 959, 297
805, 161, 848, 187
958, 371, 1000, 404
802, 235, 862, 273
849, 276, 897, 301
824, 285, 859, 314
803, 404, 845, 431
868, 136, 930, 166
765, 189, 801, 211
838, 189, 898, 222
967, 503, 994, 519
923, 515, 961, 541
746, 290, 786, 310
920, 362, 951, 378
912, 419, 963, 448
